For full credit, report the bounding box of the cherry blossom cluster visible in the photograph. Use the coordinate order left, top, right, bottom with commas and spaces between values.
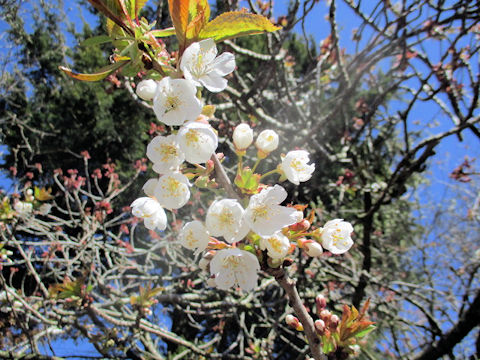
131, 38, 354, 292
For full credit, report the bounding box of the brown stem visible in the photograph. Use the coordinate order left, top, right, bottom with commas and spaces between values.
266, 267, 327, 360
211, 153, 241, 200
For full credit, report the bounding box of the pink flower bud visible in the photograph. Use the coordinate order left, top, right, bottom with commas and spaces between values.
329, 314, 340, 329
286, 314, 304, 331
315, 294, 327, 312
314, 319, 326, 335
319, 309, 332, 321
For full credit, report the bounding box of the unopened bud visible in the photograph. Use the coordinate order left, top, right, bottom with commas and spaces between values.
289, 219, 310, 232
285, 314, 304, 331
233, 123, 254, 151
314, 319, 326, 335
255, 129, 279, 154
305, 241, 323, 257
315, 294, 327, 312
319, 309, 332, 321
329, 314, 340, 329
136, 79, 157, 101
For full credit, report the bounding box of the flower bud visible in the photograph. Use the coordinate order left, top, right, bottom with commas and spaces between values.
136, 79, 157, 101
305, 241, 323, 257
314, 319, 326, 335
285, 314, 304, 331
315, 294, 327, 312
319, 309, 332, 322
329, 314, 340, 329
255, 130, 279, 154
233, 123, 253, 151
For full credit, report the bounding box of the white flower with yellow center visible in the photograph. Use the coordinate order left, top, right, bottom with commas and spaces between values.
153, 77, 202, 126
131, 197, 167, 231
210, 248, 260, 291
244, 185, 299, 237
255, 129, 279, 153
320, 219, 354, 254
177, 121, 218, 164
206, 199, 249, 243
281, 150, 315, 185
153, 172, 190, 210
233, 123, 254, 151
260, 232, 291, 259
179, 220, 210, 253
180, 38, 236, 93
146, 135, 185, 174
136, 79, 157, 101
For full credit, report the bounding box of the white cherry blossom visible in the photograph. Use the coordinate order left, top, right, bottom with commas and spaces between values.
260, 232, 290, 259
210, 248, 260, 291
136, 79, 157, 101
180, 38, 236, 93
179, 220, 210, 253
153, 172, 190, 210
255, 129, 279, 153
233, 123, 253, 151
146, 135, 185, 174
131, 197, 167, 231
206, 199, 249, 243
177, 121, 218, 164
244, 185, 299, 236
153, 77, 202, 126
320, 219, 354, 254
281, 150, 315, 185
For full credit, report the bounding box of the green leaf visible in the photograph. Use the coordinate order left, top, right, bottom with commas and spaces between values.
150, 28, 176, 37
81, 35, 112, 47
198, 11, 281, 42
87, 0, 133, 36
354, 324, 376, 338
234, 168, 261, 195
58, 60, 129, 82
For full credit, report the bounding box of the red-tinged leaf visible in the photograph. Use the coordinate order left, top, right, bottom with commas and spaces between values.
58, 60, 129, 82
168, 0, 191, 46
87, 0, 133, 36
198, 11, 281, 43
186, 9, 207, 40
150, 28, 176, 37
134, 0, 148, 19
115, 0, 133, 27
359, 298, 371, 319
185, 0, 210, 40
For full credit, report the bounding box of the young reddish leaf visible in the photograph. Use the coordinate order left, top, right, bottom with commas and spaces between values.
185, 0, 210, 40
59, 60, 129, 82
198, 11, 281, 42
87, 0, 133, 36
150, 28, 176, 38
168, 0, 191, 46
359, 298, 371, 319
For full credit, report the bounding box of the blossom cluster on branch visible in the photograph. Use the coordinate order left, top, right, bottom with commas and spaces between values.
130, 38, 354, 295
